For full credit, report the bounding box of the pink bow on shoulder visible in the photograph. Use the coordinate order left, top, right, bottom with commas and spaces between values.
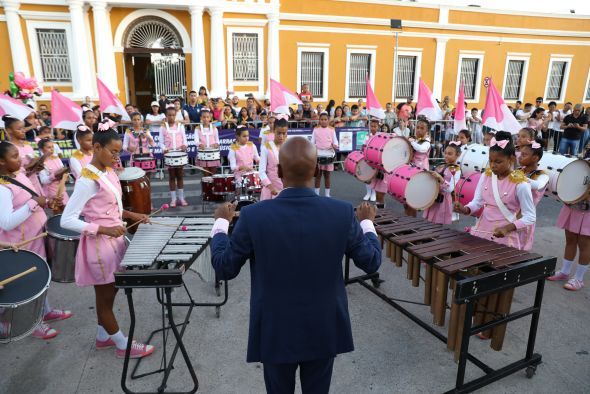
490, 137, 509, 149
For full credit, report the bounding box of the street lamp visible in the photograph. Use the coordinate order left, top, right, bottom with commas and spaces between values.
390, 19, 402, 105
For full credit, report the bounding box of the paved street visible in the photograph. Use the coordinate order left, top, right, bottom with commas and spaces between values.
1, 169, 589, 394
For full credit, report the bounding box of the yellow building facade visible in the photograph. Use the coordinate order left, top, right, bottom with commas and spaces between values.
0, 0, 589, 112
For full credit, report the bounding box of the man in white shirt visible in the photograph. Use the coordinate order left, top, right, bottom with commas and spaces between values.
516, 103, 533, 127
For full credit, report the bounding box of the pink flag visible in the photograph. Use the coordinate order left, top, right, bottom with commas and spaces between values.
366, 78, 385, 119
51, 90, 83, 130
270, 78, 302, 114
97, 77, 130, 121
482, 79, 521, 134
453, 81, 467, 134
0, 94, 34, 127
416, 78, 443, 121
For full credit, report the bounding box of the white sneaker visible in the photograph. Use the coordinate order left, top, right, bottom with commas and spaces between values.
370, 190, 377, 202
363, 192, 371, 201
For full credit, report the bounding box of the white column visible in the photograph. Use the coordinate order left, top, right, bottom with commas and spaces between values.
189, 5, 207, 92
68, 0, 94, 97
91, 1, 118, 93
3, 0, 30, 76
432, 37, 448, 102
267, 12, 280, 94
207, 6, 226, 97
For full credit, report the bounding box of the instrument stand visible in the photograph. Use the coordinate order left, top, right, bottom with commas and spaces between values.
344, 256, 554, 394
120, 287, 199, 394
155, 276, 229, 319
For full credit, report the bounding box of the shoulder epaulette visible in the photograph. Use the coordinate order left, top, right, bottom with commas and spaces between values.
72, 150, 84, 159
509, 169, 527, 184
265, 142, 272, 150
529, 169, 547, 180
246, 141, 254, 146
484, 167, 493, 176
230, 143, 239, 151
23, 141, 30, 146
81, 168, 98, 180
0, 176, 10, 185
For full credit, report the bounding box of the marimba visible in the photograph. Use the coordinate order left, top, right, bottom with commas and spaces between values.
345, 208, 556, 394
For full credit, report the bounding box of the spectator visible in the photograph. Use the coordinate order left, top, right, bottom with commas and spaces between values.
262, 98, 272, 114
238, 107, 253, 128
346, 104, 366, 127
158, 94, 169, 113
84, 95, 95, 107
38, 104, 48, 113
183, 90, 202, 125
547, 101, 561, 152
393, 119, 410, 138
512, 100, 522, 116
516, 102, 533, 127
580, 106, 590, 155
468, 108, 483, 144
221, 104, 237, 129
296, 101, 318, 120
343, 104, 351, 117
380, 124, 391, 134
197, 86, 209, 105
534, 96, 544, 112
559, 104, 588, 156
383, 102, 397, 130
259, 110, 269, 129
331, 106, 347, 128
211, 98, 224, 121
230, 95, 241, 115
316, 104, 325, 114
325, 100, 336, 117
298, 84, 313, 102
40, 111, 51, 127
440, 95, 454, 112
397, 103, 412, 123
527, 108, 548, 139
145, 101, 165, 135
174, 98, 190, 124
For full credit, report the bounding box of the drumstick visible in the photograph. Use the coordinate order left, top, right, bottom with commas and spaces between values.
194, 165, 214, 175
14, 232, 48, 249
125, 204, 170, 231
0, 266, 37, 286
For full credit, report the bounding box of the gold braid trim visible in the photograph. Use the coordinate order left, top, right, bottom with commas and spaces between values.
509, 169, 527, 184
247, 141, 254, 146
265, 142, 272, 150
230, 143, 239, 151
72, 150, 84, 159
81, 168, 99, 180
484, 167, 493, 176
0, 177, 10, 185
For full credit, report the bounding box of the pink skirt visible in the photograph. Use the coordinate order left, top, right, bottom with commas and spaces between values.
423, 193, 452, 224
370, 172, 389, 193
469, 216, 524, 250
260, 179, 284, 201
75, 234, 126, 287
557, 205, 590, 236
196, 160, 221, 168
319, 164, 335, 172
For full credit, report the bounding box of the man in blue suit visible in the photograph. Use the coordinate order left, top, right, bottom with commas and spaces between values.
211, 137, 382, 394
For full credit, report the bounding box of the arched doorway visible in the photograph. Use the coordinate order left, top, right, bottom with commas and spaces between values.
123, 16, 187, 113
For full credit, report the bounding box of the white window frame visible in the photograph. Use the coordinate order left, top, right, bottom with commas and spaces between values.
501, 54, 530, 103
296, 45, 330, 102
26, 20, 76, 87
543, 55, 573, 104
226, 27, 265, 95
392, 49, 422, 102
455, 52, 484, 104
582, 68, 590, 104
344, 47, 376, 102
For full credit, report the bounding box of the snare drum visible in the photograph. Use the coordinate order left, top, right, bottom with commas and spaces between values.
344, 151, 377, 183
132, 154, 156, 171
363, 134, 413, 173
212, 174, 236, 195
0, 250, 51, 343
455, 172, 483, 217
388, 164, 440, 210
201, 177, 224, 202
45, 215, 80, 283
317, 149, 336, 165
539, 152, 590, 203
164, 151, 189, 168
118, 167, 151, 232
457, 144, 489, 177
197, 148, 221, 162
242, 171, 262, 192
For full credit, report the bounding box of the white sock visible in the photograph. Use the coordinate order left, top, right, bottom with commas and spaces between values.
170, 190, 177, 201
561, 259, 574, 275
177, 188, 184, 200
574, 264, 589, 282
325, 188, 331, 197
96, 325, 109, 341
43, 298, 52, 315
371, 189, 376, 198
110, 330, 128, 350
315, 188, 320, 195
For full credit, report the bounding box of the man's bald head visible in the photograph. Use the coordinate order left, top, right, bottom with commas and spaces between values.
279, 137, 317, 185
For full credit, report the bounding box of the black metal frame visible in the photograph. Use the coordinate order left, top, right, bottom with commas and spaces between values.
344, 255, 556, 393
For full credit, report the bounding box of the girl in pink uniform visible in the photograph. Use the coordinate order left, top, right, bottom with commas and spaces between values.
38, 139, 69, 205
69, 125, 94, 180
196, 108, 221, 175
363, 118, 382, 202
61, 126, 154, 359
0, 141, 72, 340
410, 118, 432, 170
159, 106, 188, 207
228, 126, 260, 185
312, 112, 339, 197
515, 127, 536, 162
423, 142, 462, 224
517, 140, 549, 251
123, 112, 155, 177
259, 118, 288, 200
454, 131, 536, 250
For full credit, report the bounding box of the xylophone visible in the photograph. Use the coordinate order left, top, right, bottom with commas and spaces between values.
346, 208, 556, 394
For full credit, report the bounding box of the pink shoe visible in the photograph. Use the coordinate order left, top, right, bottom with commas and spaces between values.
547, 272, 569, 281
178, 199, 188, 207
564, 278, 584, 291
43, 309, 73, 322
169, 200, 177, 208
116, 341, 155, 359
96, 338, 116, 350
32, 323, 58, 340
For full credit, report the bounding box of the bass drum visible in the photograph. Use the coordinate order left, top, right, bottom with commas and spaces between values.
363, 134, 413, 173
457, 144, 489, 177
118, 167, 151, 233
539, 152, 590, 203
0, 250, 51, 343
388, 164, 440, 210
344, 151, 377, 183
455, 173, 483, 218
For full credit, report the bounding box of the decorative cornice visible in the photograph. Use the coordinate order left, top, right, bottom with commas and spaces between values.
18, 10, 70, 21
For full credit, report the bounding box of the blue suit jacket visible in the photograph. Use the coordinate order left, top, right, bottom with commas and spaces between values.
211, 187, 382, 364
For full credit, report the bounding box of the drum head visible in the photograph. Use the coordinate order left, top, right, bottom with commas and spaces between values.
118, 166, 146, 181
0, 250, 50, 306
46, 215, 81, 240
166, 151, 187, 158
556, 159, 590, 203
382, 138, 412, 172
356, 160, 377, 182
202, 177, 213, 183
405, 172, 439, 210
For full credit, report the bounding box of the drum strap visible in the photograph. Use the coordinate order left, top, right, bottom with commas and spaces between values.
86, 164, 123, 219
491, 174, 516, 223
200, 124, 214, 148
165, 122, 178, 150
0, 175, 39, 197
